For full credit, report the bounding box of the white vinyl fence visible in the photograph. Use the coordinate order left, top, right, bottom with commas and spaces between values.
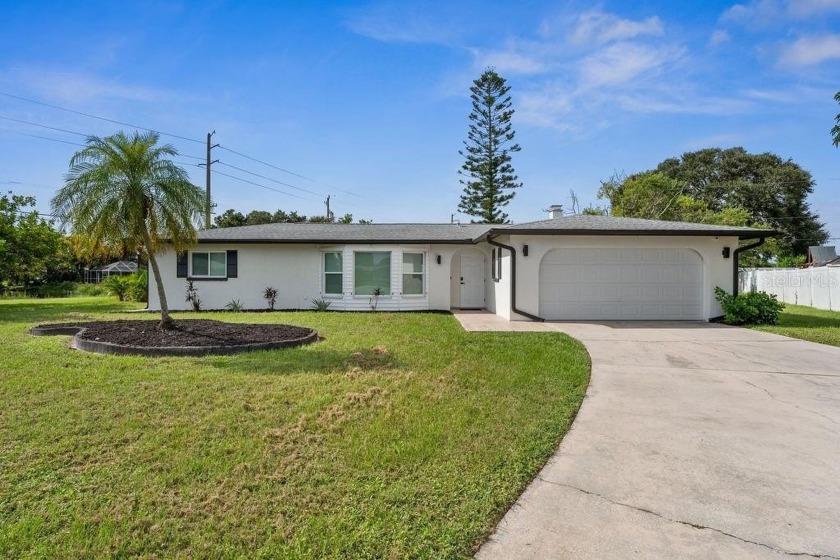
739, 267, 840, 311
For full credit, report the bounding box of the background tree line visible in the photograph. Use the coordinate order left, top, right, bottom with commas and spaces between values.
213, 208, 371, 228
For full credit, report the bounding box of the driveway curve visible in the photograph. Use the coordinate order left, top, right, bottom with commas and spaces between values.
455, 314, 840, 559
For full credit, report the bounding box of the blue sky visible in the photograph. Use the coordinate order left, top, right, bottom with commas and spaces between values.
1, 0, 839, 240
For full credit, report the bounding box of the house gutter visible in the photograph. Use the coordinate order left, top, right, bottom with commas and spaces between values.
486, 234, 544, 322
732, 237, 767, 296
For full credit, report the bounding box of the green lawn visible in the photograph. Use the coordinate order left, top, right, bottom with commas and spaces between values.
0, 297, 589, 559
751, 304, 840, 347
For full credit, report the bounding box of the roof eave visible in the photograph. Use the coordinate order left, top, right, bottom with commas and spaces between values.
192, 238, 480, 245
488, 228, 777, 240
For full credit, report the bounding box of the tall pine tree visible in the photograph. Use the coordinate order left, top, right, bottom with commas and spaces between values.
458, 68, 522, 223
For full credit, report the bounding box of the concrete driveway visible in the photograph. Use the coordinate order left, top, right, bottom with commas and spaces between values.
455, 314, 840, 559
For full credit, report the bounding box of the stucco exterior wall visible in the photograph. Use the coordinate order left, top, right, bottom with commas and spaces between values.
494, 234, 740, 321
149, 243, 482, 311
148, 235, 740, 320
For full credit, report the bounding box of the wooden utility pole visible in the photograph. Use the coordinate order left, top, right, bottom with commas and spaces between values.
201, 131, 219, 229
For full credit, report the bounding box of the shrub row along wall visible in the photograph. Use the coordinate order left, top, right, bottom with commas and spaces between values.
740, 268, 840, 311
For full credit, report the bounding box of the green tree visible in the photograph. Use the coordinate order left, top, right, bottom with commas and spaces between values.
600, 172, 685, 220
833, 91, 840, 147
0, 192, 76, 288
599, 171, 753, 226
458, 68, 522, 223
654, 147, 827, 257
213, 209, 246, 228
52, 131, 204, 329
245, 210, 274, 225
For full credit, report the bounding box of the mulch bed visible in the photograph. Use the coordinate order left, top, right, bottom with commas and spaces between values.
30, 319, 318, 356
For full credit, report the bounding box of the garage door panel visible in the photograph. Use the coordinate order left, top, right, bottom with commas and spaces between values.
539, 248, 704, 320
599, 268, 621, 282
619, 267, 639, 282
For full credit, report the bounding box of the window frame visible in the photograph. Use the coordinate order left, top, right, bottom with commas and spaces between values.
353, 251, 392, 297
322, 251, 344, 297
401, 252, 425, 296
491, 248, 503, 282
190, 250, 228, 279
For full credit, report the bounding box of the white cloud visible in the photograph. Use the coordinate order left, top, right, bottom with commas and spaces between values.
786, 0, 840, 17
614, 92, 752, 115
6, 67, 180, 105
344, 3, 457, 44
721, 0, 781, 25
778, 34, 840, 66
569, 10, 664, 46
721, 0, 840, 24
709, 30, 730, 46
578, 43, 683, 88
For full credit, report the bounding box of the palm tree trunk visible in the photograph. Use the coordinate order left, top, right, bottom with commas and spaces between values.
141, 227, 175, 330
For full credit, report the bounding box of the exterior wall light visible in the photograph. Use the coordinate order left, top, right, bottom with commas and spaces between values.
436, 254, 442, 265
722, 247, 731, 259
523, 244, 529, 257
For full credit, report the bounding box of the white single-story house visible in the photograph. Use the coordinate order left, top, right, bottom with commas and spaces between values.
149, 214, 772, 321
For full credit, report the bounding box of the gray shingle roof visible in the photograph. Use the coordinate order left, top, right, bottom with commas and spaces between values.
196, 222, 493, 243
195, 215, 773, 244
490, 215, 773, 238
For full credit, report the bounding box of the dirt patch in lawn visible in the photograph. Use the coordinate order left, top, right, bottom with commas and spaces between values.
30, 319, 318, 356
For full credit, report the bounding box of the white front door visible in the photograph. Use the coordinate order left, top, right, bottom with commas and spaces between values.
459, 253, 485, 308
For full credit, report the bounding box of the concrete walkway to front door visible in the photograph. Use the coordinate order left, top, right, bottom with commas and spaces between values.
453, 311, 840, 559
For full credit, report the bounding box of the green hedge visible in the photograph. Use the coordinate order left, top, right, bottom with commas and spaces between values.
714, 287, 785, 326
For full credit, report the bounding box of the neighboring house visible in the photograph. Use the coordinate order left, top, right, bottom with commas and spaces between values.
149, 214, 771, 321
806, 246, 840, 267
84, 260, 140, 284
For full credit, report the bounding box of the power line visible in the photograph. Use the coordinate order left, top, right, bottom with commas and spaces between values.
1, 129, 86, 147
217, 146, 315, 182
211, 169, 314, 201
0, 115, 89, 137
0, 90, 204, 145
217, 161, 323, 197
218, 145, 366, 199
2, 91, 365, 199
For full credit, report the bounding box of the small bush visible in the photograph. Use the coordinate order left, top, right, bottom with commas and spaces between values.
185, 281, 201, 311
715, 287, 784, 326
263, 286, 278, 310
309, 297, 332, 312
102, 275, 131, 301
225, 299, 243, 312
127, 271, 148, 303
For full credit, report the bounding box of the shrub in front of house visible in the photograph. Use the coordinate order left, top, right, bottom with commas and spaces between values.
714, 287, 785, 326
127, 271, 148, 303
102, 275, 131, 301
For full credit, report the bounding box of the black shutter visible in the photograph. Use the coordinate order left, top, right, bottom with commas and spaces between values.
227, 250, 238, 278
176, 252, 188, 278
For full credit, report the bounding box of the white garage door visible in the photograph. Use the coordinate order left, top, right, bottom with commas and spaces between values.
539, 248, 704, 320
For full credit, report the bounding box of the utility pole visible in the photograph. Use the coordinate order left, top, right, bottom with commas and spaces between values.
199, 131, 219, 230
324, 195, 334, 222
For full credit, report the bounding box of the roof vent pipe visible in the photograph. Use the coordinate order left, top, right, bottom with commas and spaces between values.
548, 204, 564, 219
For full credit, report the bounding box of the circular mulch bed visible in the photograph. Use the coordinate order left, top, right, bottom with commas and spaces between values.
30, 319, 318, 357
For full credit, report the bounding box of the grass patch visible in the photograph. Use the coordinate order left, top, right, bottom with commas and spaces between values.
751, 304, 840, 347
0, 297, 589, 558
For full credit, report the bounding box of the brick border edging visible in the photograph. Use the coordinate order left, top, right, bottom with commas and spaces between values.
29, 325, 319, 357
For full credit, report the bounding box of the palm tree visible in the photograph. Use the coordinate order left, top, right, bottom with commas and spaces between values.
52, 131, 204, 329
